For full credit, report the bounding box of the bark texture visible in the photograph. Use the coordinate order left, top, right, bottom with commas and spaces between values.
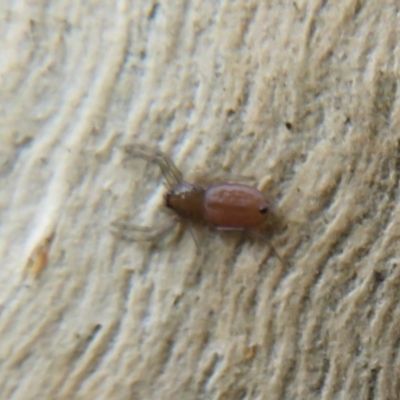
1, 1, 400, 399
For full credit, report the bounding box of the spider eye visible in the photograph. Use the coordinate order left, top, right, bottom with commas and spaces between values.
165, 191, 173, 208
259, 206, 268, 214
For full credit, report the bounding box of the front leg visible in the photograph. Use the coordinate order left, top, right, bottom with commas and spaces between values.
111, 217, 178, 242
123, 144, 183, 188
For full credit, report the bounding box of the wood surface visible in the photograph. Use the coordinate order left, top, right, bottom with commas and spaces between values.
1, 1, 400, 399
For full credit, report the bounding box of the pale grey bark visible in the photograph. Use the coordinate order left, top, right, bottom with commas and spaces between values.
1, 1, 399, 399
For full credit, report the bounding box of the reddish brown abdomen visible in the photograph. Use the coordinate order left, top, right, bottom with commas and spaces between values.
204, 184, 269, 229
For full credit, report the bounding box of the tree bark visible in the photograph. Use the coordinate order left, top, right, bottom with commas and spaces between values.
1, 1, 399, 399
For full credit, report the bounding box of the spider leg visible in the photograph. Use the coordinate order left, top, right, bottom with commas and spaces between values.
123, 144, 183, 188
111, 217, 178, 242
